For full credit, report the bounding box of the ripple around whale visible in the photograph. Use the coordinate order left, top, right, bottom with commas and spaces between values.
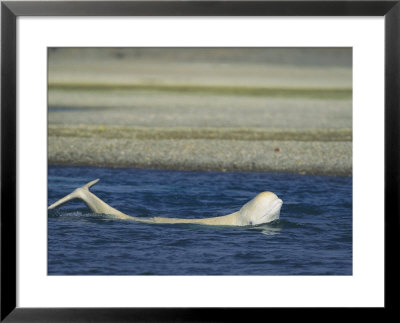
48, 165, 352, 275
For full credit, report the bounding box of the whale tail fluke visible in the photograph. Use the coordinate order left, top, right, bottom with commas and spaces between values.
48, 179, 100, 210
82, 178, 100, 191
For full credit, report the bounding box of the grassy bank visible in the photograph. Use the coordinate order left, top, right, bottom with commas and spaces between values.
49, 82, 352, 100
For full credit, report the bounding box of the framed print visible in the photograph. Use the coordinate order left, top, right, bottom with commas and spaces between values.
1, 1, 399, 321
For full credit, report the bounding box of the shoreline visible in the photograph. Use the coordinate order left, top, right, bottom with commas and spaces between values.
48, 136, 352, 177
48, 162, 352, 177
48, 48, 352, 178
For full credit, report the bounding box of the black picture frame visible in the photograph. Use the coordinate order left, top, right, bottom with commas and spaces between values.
1, 1, 399, 321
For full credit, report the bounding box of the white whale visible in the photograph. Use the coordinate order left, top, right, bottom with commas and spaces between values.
48, 179, 283, 226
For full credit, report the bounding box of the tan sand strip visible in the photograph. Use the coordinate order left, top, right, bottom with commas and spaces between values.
48, 125, 352, 142
48, 136, 352, 176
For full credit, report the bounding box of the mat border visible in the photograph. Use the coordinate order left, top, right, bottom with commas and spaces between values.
2, 1, 399, 321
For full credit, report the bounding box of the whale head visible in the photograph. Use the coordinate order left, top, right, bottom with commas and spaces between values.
237, 192, 283, 226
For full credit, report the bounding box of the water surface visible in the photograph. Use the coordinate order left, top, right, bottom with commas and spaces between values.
48, 166, 352, 275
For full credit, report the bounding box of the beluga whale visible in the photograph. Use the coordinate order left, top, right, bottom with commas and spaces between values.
48, 179, 283, 226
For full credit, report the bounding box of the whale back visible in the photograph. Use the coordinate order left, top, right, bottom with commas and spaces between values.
48, 179, 283, 226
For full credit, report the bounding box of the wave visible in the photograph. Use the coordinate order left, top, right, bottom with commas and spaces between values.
48, 209, 312, 237
48, 209, 109, 220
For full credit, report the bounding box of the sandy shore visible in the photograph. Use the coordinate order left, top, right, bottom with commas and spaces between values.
48, 48, 352, 176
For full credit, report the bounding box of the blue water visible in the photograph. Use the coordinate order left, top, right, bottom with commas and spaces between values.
48, 166, 352, 275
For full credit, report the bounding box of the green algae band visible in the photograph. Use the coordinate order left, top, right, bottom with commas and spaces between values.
48, 82, 352, 100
